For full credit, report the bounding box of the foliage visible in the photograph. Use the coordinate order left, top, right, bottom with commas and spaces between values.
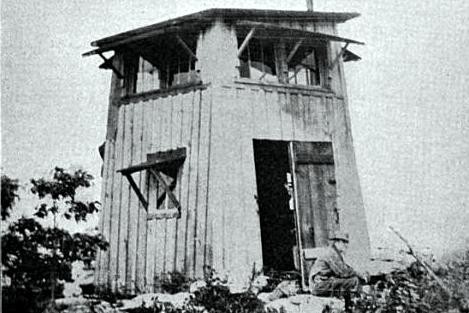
191, 283, 265, 313
160, 271, 193, 294
30, 167, 99, 222
1, 167, 108, 313
354, 254, 469, 313
1, 174, 20, 220
261, 268, 301, 292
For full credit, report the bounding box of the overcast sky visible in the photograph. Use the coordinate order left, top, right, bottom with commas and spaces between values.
2, 0, 469, 257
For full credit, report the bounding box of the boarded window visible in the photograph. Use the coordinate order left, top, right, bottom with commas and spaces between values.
117, 148, 186, 220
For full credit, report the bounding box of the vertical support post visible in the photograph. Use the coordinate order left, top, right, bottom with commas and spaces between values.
306, 0, 314, 11
274, 39, 288, 83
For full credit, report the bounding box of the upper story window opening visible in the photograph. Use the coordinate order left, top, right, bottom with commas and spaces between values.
122, 34, 200, 96
238, 38, 278, 83
237, 34, 328, 88
286, 43, 325, 87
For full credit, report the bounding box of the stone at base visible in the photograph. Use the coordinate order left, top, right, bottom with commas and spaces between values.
265, 294, 344, 313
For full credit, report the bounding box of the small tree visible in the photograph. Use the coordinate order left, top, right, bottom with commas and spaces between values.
1, 167, 108, 313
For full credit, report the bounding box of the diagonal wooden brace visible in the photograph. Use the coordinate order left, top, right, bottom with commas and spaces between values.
149, 169, 181, 212
329, 43, 349, 71
175, 35, 197, 61
237, 27, 256, 58
98, 53, 124, 79
124, 173, 149, 210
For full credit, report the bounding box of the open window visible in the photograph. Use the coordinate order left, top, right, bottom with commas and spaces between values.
286, 44, 325, 87
238, 38, 278, 83
122, 34, 200, 96
117, 148, 186, 220
235, 22, 363, 89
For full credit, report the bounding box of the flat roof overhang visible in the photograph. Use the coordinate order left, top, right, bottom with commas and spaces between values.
83, 8, 361, 57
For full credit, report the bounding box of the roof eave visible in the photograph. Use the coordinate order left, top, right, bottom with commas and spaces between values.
90, 8, 360, 48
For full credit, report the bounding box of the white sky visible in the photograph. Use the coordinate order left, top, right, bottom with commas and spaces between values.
2, 0, 469, 257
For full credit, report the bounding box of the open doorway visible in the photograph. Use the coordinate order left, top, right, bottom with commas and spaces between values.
253, 140, 297, 272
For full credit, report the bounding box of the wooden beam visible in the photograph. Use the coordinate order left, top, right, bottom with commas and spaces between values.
149, 169, 181, 210
175, 35, 197, 60
237, 27, 256, 58
147, 208, 180, 220
98, 53, 124, 79
329, 43, 349, 71
286, 39, 304, 63
124, 174, 149, 210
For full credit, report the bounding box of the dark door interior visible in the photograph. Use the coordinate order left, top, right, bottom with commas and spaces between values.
253, 140, 297, 272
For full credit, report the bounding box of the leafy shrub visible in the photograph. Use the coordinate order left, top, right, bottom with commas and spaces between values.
160, 271, 192, 294
354, 253, 469, 313
1, 168, 108, 313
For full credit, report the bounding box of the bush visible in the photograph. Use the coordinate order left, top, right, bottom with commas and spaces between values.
160, 271, 192, 294
1, 168, 108, 313
354, 252, 469, 313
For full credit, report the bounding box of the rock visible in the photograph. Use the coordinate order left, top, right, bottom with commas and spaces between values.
264, 294, 344, 313
54, 298, 116, 313
257, 292, 272, 303
119, 293, 158, 310
291, 295, 344, 313
118, 292, 192, 311
156, 292, 192, 308
265, 298, 300, 313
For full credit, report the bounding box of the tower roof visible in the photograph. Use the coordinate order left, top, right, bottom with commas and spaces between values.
86, 8, 360, 54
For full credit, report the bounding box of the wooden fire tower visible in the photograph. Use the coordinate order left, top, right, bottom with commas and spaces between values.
84, 7, 370, 294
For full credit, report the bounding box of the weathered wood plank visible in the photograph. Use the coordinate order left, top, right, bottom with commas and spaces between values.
236, 89, 263, 280
135, 100, 150, 292
96, 139, 113, 287
109, 106, 125, 292
265, 89, 282, 139
118, 105, 133, 293
154, 97, 167, 283
126, 102, 142, 293
175, 92, 193, 273
145, 100, 158, 292
170, 94, 184, 271
161, 95, 175, 274
146, 167, 158, 292
279, 91, 294, 141
147, 208, 180, 220
185, 90, 201, 277
194, 89, 211, 278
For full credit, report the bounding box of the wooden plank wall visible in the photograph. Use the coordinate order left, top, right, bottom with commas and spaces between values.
96, 68, 368, 293
206, 84, 338, 286
95, 86, 214, 293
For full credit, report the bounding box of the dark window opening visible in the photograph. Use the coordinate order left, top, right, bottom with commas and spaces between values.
122, 35, 200, 96
253, 139, 297, 272
236, 31, 328, 88
287, 45, 322, 86
152, 166, 179, 211
238, 38, 278, 83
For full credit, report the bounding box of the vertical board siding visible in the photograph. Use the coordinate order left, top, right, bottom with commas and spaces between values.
96, 139, 115, 289
109, 106, 125, 291
119, 105, 132, 293
97, 82, 368, 292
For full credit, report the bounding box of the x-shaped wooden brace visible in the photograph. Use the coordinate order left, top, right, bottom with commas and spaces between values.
149, 169, 181, 211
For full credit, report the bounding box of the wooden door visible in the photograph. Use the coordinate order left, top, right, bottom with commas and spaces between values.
289, 141, 339, 288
